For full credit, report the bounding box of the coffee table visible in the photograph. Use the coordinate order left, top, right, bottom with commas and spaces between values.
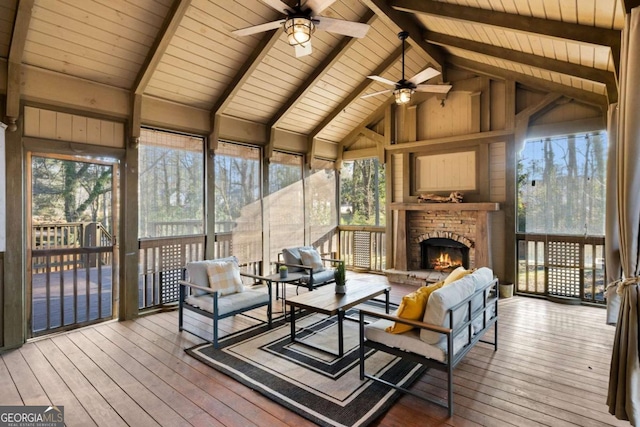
285, 281, 390, 357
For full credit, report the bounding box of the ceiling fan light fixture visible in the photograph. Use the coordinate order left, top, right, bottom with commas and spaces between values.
394, 87, 413, 104
284, 16, 315, 46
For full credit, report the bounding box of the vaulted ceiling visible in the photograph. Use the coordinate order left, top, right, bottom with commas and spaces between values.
1, 0, 633, 150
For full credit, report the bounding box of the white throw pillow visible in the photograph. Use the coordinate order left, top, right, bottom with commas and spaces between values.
206, 260, 243, 295
420, 275, 475, 345
186, 256, 240, 296
298, 247, 325, 273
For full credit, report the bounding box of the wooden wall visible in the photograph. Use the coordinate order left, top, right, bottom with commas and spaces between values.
386, 77, 605, 283
23, 106, 125, 148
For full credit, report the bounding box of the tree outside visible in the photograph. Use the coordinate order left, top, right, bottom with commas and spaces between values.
31, 156, 113, 230
517, 132, 607, 236
138, 129, 204, 238
340, 158, 386, 226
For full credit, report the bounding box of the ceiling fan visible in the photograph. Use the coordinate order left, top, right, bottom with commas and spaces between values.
362, 31, 452, 105
232, 0, 371, 58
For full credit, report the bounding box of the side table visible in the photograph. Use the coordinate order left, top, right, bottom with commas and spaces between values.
266, 272, 305, 319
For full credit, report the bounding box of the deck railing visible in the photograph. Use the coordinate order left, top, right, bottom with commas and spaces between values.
339, 226, 386, 272
138, 235, 205, 309
136, 226, 385, 310
32, 222, 113, 273
516, 233, 606, 304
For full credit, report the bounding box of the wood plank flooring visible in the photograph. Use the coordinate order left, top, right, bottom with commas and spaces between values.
1, 273, 627, 426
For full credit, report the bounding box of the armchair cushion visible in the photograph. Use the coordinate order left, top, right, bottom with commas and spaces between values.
207, 260, 243, 296
301, 268, 336, 285
282, 246, 313, 272
186, 256, 240, 296
185, 290, 269, 317
299, 247, 325, 273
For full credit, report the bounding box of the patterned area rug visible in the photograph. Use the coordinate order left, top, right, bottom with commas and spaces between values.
186, 309, 426, 427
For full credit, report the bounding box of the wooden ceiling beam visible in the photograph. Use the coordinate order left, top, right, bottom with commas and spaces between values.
425, 31, 618, 104
209, 30, 282, 150
5, 0, 34, 132
133, 0, 191, 96
448, 55, 608, 108
391, 0, 621, 75
268, 10, 377, 130
130, 0, 191, 144
266, 10, 377, 160
361, 0, 444, 71
336, 99, 394, 169
307, 45, 404, 161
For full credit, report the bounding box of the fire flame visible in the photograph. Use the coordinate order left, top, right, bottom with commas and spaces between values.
432, 251, 462, 271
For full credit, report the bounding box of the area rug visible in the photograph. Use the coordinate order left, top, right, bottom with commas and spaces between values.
186, 309, 426, 427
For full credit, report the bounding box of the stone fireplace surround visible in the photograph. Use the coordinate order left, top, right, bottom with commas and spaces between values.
389, 202, 500, 284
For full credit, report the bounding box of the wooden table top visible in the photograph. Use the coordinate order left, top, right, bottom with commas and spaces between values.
285, 281, 390, 316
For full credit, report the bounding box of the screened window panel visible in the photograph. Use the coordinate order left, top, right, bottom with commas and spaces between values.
339, 158, 386, 226
269, 151, 304, 263
138, 128, 204, 238
214, 142, 262, 265
308, 163, 338, 253
517, 132, 607, 236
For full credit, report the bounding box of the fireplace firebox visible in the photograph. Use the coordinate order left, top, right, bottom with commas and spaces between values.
421, 238, 470, 272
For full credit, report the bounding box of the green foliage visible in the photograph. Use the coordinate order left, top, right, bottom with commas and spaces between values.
138, 130, 205, 238
339, 158, 386, 226
31, 157, 113, 226
334, 261, 346, 286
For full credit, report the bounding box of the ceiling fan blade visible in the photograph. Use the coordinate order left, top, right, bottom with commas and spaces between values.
408, 67, 441, 85
295, 42, 313, 58
232, 20, 284, 37
260, 0, 293, 14
361, 89, 392, 99
415, 84, 452, 94
367, 75, 397, 87
315, 17, 370, 38
304, 0, 337, 14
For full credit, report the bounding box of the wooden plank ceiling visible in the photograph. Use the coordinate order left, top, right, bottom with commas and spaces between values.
2, 0, 625, 146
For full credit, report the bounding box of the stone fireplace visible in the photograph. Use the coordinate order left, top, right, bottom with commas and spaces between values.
420, 235, 471, 271
390, 202, 499, 276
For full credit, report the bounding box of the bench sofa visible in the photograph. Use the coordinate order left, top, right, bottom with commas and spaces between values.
359, 267, 499, 416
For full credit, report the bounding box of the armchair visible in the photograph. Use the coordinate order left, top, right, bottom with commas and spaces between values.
178, 256, 272, 348
278, 246, 342, 292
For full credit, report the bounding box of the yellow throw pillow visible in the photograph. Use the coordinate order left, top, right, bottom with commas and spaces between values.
444, 266, 473, 286
386, 281, 445, 334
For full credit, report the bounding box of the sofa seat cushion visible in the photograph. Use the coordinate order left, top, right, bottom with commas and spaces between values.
301, 268, 335, 286
421, 276, 475, 345
366, 318, 471, 363
185, 289, 269, 317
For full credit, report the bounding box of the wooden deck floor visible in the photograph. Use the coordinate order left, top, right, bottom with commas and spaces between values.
1, 273, 626, 426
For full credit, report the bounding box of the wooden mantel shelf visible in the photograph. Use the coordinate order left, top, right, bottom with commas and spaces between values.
390, 202, 500, 212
